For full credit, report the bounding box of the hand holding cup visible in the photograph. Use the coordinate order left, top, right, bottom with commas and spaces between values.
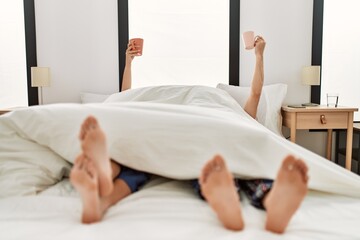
126, 38, 144, 62
130, 38, 143, 56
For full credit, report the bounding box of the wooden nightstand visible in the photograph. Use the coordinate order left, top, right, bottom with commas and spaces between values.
281, 106, 358, 170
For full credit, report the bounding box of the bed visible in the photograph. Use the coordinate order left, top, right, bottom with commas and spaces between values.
1, 85, 360, 240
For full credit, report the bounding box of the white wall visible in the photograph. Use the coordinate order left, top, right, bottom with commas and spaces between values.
35, 0, 327, 157
0, 0, 28, 108
321, 0, 360, 121
128, 0, 229, 88
35, 0, 119, 104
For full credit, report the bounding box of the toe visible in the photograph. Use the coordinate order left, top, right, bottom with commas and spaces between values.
79, 121, 87, 140
296, 159, 309, 183
83, 116, 95, 131
88, 116, 98, 129
78, 157, 85, 169
200, 156, 221, 184
298, 160, 309, 173
213, 155, 225, 169
282, 155, 296, 171
200, 160, 212, 184
86, 161, 97, 179
74, 155, 82, 165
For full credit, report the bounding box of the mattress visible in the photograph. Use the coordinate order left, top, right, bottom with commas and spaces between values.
0, 177, 359, 240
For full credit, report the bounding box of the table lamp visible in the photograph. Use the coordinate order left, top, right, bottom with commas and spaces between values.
301, 66, 320, 106
31, 67, 51, 105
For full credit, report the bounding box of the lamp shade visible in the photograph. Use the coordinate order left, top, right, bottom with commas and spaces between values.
301, 66, 320, 86
31, 67, 51, 87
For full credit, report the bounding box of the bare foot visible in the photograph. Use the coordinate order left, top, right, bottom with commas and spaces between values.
264, 155, 308, 234
200, 155, 244, 231
80, 116, 113, 197
70, 155, 102, 223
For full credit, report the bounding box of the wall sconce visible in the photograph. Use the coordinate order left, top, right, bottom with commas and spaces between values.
301, 66, 320, 107
31, 67, 51, 105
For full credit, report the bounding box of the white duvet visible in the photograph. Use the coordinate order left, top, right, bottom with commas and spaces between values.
1, 85, 360, 198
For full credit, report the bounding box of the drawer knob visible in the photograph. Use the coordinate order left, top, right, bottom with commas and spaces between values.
320, 115, 327, 124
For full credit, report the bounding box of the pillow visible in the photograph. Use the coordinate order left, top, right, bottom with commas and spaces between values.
216, 83, 287, 136
80, 92, 111, 103
0, 118, 72, 197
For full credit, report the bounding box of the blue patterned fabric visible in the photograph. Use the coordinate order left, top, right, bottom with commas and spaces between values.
191, 178, 273, 210
117, 166, 151, 193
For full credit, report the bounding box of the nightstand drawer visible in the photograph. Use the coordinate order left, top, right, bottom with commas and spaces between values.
296, 112, 348, 129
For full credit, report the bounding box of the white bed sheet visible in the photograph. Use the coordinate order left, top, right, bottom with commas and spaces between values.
0, 177, 359, 240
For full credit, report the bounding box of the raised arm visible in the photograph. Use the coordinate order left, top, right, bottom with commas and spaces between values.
243, 36, 266, 119
121, 40, 141, 91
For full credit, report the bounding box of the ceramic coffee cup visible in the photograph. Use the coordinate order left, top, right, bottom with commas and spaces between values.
130, 38, 144, 55
242, 31, 255, 50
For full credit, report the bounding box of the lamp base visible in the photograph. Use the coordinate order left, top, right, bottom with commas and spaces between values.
301, 102, 319, 107
38, 86, 43, 105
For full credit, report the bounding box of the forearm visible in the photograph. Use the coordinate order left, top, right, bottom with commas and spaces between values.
244, 55, 264, 119
121, 63, 132, 91
251, 55, 264, 96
